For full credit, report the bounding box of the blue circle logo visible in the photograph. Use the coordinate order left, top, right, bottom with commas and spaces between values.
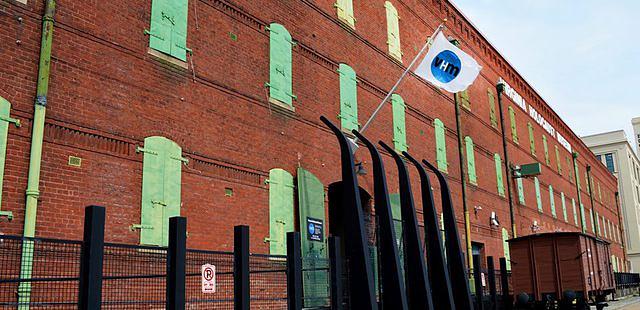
431, 50, 461, 83
308, 223, 315, 234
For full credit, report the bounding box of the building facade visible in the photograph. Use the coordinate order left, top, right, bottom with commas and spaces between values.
0, 0, 624, 272
583, 129, 640, 271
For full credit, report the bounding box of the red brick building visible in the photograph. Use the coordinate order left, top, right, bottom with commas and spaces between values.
0, 0, 626, 273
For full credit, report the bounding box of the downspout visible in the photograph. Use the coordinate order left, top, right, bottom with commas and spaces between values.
614, 192, 627, 271
572, 152, 586, 233
18, 0, 56, 308
449, 39, 473, 274
586, 165, 598, 238
496, 82, 517, 238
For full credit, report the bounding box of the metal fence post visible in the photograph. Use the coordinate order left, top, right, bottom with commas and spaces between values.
499, 258, 511, 310
473, 254, 484, 310
329, 236, 343, 310
234, 225, 250, 310
167, 217, 187, 310
287, 232, 303, 310
78, 205, 106, 310
487, 256, 497, 310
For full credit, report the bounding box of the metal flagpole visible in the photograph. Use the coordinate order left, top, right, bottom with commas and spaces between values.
350, 21, 447, 148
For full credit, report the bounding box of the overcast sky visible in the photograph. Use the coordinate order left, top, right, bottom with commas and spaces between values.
450, 0, 640, 148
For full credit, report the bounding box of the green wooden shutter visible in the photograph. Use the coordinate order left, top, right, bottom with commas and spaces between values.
516, 175, 525, 205
459, 91, 471, 111
508, 107, 518, 144
149, 0, 189, 61
268, 168, 295, 255
549, 185, 556, 218
465, 136, 477, 185
589, 208, 595, 233
535, 177, 542, 212
494, 154, 505, 197
384, 1, 402, 61
561, 192, 567, 222
543, 135, 550, 165
338, 64, 358, 132
297, 168, 329, 307
502, 228, 511, 270
140, 136, 183, 246
335, 0, 355, 27
598, 183, 602, 202
392, 94, 407, 152
567, 156, 573, 182
555, 145, 562, 175
268, 23, 295, 106
528, 122, 536, 156
572, 199, 578, 225
612, 255, 618, 272
434, 118, 447, 173
488, 89, 498, 128
580, 203, 587, 232
0, 97, 17, 213
596, 212, 601, 235
585, 172, 590, 193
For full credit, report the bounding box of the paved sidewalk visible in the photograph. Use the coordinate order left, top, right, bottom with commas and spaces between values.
607, 296, 640, 309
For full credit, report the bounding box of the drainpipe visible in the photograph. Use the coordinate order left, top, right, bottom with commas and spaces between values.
572, 152, 586, 233
586, 165, 598, 238
496, 82, 517, 238
18, 0, 56, 307
614, 192, 627, 271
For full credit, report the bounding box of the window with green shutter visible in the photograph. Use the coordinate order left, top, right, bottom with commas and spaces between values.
555, 145, 562, 175
0, 97, 19, 216
338, 64, 358, 132
488, 89, 498, 128
494, 154, 505, 197
516, 174, 525, 205
459, 91, 471, 111
390, 193, 404, 276
588, 208, 594, 233
581, 203, 587, 231
335, 0, 355, 27
561, 192, 567, 222
384, 1, 402, 61
567, 156, 573, 182
598, 183, 602, 202
502, 228, 511, 270
268, 23, 296, 107
147, 0, 190, 61
572, 199, 578, 225
542, 135, 550, 166
508, 106, 518, 144
138, 136, 185, 246
391, 94, 407, 152
465, 136, 477, 185
268, 168, 295, 255
534, 177, 542, 212
596, 212, 601, 235
549, 185, 556, 218
585, 172, 590, 192
434, 118, 447, 173
528, 122, 536, 156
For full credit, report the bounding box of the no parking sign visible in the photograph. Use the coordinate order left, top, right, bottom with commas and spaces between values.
201, 264, 216, 293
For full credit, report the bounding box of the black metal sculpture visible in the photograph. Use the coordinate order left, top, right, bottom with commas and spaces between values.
379, 142, 434, 310
352, 130, 409, 310
320, 116, 378, 310
421, 159, 474, 309
403, 151, 456, 310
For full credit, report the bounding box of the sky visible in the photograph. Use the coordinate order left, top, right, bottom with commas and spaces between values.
450, 0, 640, 147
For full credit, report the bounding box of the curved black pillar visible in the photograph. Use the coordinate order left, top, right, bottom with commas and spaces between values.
352, 130, 409, 310
403, 151, 456, 310
379, 141, 434, 310
319, 116, 378, 310
421, 159, 473, 310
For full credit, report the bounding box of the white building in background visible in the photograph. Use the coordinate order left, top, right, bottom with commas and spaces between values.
582, 126, 640, 272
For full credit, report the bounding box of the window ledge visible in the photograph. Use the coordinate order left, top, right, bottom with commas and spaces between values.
147, 48, 189, 70
268, 97, 296, 117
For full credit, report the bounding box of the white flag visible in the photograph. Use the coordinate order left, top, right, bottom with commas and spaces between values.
415, 32, 482, 93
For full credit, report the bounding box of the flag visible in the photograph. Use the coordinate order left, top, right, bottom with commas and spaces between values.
415, 32, 482, 93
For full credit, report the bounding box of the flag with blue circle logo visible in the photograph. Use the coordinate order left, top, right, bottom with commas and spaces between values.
415, 32, 481, 93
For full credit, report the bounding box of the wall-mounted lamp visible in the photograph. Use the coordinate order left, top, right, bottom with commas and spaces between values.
473, 205, 482, 216
355, 161, 367, 176
531, 220, 540, 233
490, 212, 500, 228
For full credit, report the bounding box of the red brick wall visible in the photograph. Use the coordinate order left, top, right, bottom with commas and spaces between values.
0, 0, 625, 266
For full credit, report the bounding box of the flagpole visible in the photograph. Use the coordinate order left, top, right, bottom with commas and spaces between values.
351, 20, 447, 147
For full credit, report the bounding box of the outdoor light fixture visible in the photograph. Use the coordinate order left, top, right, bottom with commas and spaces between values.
355, 161, 367, 176
490, 212, 500, 228
473, 205, 482, 216
531, 221, 540, 233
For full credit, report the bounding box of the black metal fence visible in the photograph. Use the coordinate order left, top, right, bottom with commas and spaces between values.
614, 272, 640, 299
